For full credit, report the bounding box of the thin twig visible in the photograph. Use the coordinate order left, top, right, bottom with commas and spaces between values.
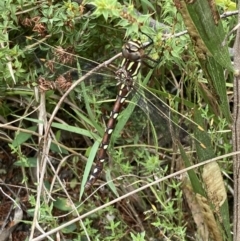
233, 4, 240, 239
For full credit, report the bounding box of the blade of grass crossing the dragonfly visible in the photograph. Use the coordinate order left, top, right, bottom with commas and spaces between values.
72, 108, 102, 135
10, 115, 99, 139
112, 70, 154, 144
51, 123, 99, 139
60, 107, 102, 142
106, 169, 119, 197
80, 140, 100, 199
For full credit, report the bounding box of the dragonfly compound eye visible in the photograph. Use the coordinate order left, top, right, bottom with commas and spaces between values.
122, 41, 143, 62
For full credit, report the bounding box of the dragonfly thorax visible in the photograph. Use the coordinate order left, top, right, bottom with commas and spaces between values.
115, 67, 135, 90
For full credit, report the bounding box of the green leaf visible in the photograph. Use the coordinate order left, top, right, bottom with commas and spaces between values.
50, 142, 69, 154
176, 0, 232, 122
80, 141, 100, 199
62, 223, 77, 234
178, 144, 205, 196
106, 169, 119, 197
12, 126, 37, 147
53, 197, 73, 211
14, 157, 37, 167
51, 122, 99, 139
102, 9, 109, 21
140, 0, 155, 11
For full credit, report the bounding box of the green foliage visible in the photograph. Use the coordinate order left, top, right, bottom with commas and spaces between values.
216, 0, 237, 11
130, 231, 146, 241
0, 0, 235, 240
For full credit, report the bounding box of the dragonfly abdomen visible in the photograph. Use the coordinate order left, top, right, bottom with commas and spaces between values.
85, 82, 134, 189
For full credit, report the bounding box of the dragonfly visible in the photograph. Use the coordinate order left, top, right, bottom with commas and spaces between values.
0, 35, 207, 191
85, 38, 157, 189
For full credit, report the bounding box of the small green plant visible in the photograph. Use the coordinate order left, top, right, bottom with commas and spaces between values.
130, 231, 146, 241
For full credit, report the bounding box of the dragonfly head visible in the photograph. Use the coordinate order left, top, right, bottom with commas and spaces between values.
122, 40, 144, 62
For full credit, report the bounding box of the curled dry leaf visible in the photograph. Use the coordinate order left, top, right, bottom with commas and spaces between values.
183, 180, 224, 241
196, 194, 223, 241
183, 182, 209, 240
202, 162, 227, 219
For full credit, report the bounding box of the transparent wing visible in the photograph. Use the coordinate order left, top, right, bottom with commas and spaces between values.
1, 39, 206, 151
0, 39, 210, 188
